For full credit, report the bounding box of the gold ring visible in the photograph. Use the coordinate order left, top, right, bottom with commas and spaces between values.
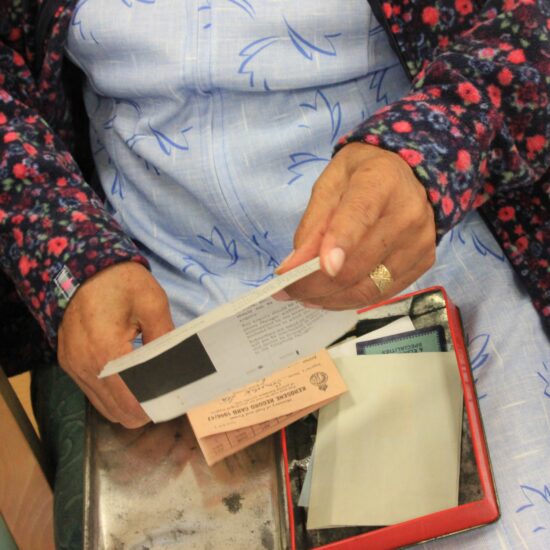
369, 264, 393, 294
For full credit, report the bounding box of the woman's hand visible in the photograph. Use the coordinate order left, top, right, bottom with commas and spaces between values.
278, 143, 436, 308
58, 262, 174, 428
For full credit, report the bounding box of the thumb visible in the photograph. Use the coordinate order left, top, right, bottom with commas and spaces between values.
139, 300, 175, 345
277, 162, 346, 274
276, 231, 324, 275
317, 166, 388, 277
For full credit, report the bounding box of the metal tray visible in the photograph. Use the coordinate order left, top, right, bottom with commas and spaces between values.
83, 411, 290, 549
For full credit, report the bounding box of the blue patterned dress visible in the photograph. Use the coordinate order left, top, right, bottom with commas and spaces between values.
66, 0, 409, 326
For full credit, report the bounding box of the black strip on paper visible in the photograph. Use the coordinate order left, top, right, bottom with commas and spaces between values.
119, 334, 217, 403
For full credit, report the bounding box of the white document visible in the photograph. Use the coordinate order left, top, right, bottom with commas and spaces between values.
307, 352, 463, 529
98, 258, 358, 422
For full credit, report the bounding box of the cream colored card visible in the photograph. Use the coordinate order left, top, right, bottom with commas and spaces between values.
194, 399, 336, 466
187, 350, 347, 437
307, 352, 463, 529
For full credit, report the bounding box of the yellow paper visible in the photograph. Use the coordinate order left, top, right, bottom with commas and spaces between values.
188, 350, 347, 437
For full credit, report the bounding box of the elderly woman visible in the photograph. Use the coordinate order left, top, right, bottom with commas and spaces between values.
1, 0, 548, 547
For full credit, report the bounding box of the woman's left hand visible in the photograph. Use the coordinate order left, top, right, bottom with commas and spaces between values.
277, 142, 437, 309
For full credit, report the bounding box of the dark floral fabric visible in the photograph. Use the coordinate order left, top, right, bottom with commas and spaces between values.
340, 0, 550, 330
0, 0, 548, 371
0, 0, 148, 360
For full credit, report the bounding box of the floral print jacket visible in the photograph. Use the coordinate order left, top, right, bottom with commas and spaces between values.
0, 0, 548, 374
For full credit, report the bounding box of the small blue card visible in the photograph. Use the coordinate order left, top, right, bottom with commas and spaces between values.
356, 325, 446, 355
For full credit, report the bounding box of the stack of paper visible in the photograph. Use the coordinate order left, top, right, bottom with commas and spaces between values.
99, 253, 463, 525
298, 316, 464, 528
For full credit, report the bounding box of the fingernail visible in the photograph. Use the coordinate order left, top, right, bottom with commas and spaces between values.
281, 249, 295, 265
302, 302, 324, 309
272, 290, 291, 301
325, 247, 345, 278
275, 250, 295, 273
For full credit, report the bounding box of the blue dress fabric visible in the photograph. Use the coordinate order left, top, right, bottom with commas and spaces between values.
65, 0, 409, 327
411, 211, 550, 550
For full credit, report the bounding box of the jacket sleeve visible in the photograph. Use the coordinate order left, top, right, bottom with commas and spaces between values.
0, 23, 149, 349
338, 0, 549, 236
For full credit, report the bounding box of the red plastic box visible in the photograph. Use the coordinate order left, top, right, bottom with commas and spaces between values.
282, 286, 499, 550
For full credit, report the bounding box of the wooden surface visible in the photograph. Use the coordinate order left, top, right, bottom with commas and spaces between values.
0, 368, 55, 550
9, 372, 38, 435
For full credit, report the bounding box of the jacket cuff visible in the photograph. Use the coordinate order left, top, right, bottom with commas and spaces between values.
3, 199, 149, 350
334, 91, 497, 239
47, 247, 149, 350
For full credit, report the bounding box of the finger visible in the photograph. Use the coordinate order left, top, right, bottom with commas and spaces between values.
276, 160, 347, 274
64, 334, 150, 427
284, 212, 403, 301
138, 295, 175, 344
58, 339, 129, 425
286, 176, 435, 303
104, 375, 151, 427
74, 376, 120, 424
298, 212, 436, 307
84, 303, 170, 426
77, 367, 149, 428
284, 147, 394, 277
303, 243, 436, 310
318, 160, 391, 278
102, 297, 173, 427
